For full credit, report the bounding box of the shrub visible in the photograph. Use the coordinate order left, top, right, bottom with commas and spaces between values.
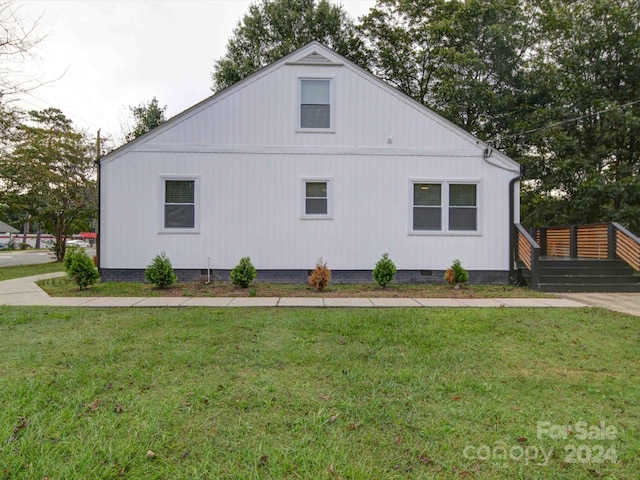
19, 242, 30, 250
230, 256, 257, 288
444, 259, 468, 288
372, 252, 396, 288
145, 252, 177, 288
63, 245, 83, 271
309, 258, 331, 291
67, 251, 100, 289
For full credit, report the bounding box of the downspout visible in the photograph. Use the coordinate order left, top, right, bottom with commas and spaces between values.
508, 170, 522, 284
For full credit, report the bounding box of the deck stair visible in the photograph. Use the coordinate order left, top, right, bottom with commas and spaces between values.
519, 257, 640, 293
515, 223, 640, 292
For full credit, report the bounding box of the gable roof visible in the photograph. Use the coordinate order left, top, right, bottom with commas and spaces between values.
0, 220, 19, 234
101, 41, 519, 172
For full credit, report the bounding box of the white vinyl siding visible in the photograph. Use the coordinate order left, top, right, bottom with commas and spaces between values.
412, 181, 478, 233
299, 78, 331, 130
162, 178, 197, 231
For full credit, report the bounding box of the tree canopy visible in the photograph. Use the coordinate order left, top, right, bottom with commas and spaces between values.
211, 0, 363, 92
126, 96, 167, 142
0, 108, 96, 260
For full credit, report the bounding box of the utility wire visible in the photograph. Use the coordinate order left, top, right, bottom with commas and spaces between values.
501, 99, 640, 141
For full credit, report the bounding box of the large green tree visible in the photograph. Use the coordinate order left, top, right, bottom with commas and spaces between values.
359, 0, 536, 144
518, 0, 640, 232
0, 108, 96, 260
126, 96, 167, 142
211, 0, 364, 92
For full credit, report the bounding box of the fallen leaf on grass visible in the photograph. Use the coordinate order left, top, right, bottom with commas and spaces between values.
114, 405, 124, 414
258, 455, 268, 467
146, 450, 156, 459
319, 395, 330, 401
517, 437, 527, 443
418, 454, 431, 465
6, 417, 29, 443
84, 398, 100, 412
329, 414, 339, 423
346, 422, 360, 431
452, 397, 461, 401
328, 464, 335, 474
395, 436, 401, 446
511, 406, 521, 411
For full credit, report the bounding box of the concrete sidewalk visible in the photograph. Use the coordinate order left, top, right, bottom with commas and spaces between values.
0, 272, 592, 309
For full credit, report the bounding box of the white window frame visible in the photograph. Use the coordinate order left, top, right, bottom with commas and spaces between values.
159, 175, 200, 233
409, 179, 481, 235
301, 177, 333, 220
297, 76, 335, 133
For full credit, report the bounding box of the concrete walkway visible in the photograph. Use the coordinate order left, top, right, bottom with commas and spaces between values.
0, 272, 593, 309
558, 292, 640, 317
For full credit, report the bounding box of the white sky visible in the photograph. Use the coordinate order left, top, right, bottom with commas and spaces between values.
11, 0, 375, 143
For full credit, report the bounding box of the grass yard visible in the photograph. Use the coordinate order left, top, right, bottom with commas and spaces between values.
37, 276, 548, 298
0, 262, 64, 282
0, 307, 638, 479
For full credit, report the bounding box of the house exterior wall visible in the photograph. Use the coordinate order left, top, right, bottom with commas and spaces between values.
101, 152, 515, 272
100, 43, 519, 282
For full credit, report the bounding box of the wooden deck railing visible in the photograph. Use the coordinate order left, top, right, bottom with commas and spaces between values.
515, 224, 540, 288
614, 223, 640, 271
527, 222, 640, 271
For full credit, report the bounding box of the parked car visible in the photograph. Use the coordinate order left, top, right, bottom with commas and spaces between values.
0, 243, 8, 250
66, 239, 91, 248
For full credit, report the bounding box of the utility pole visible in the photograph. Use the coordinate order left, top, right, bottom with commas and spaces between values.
96, 128, 101, 160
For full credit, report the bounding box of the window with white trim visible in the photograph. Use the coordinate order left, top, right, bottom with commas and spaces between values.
163, 179, 196, 229
412, 181, 478, 233
413, 183, 442, 230
302, 179, 331, 218
449, 184, 477, 231
300, 79, 331, 129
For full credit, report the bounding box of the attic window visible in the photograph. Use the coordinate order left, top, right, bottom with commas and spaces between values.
299, 78, 332, 130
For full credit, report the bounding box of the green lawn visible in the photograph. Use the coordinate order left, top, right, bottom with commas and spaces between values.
0, 307, 637, 479
0, 262, 64, 281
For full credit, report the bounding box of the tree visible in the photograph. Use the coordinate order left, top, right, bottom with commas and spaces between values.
126, 97, 167, 141
518, 0, 640, 232
0, 108, 97, 261
211, 0, 364, 92
358, 0, 534, 143
0, 0, 44, 98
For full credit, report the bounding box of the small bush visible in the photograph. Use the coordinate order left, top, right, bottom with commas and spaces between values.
372, 253, 396, 288
68, 251, 100, 289
230, 256, 257, 288
63, 246, 83, 271
19, 242, 30, 250
309, 258, 331, 292
145, 252, 177, 288
444, 258, 469, 287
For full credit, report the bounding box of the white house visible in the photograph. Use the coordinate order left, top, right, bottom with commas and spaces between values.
98, 42, 520, 284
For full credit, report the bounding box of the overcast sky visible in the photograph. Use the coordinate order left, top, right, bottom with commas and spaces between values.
12, 0, 375, 142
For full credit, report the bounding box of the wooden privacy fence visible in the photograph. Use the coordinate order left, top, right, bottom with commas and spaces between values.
521, 222, 640, 272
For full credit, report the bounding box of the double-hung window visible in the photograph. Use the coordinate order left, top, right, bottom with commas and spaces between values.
302, 178, 331, 219
163, 178, 197, 230
411, 181, 478, 233
300, 78, 332, 130
449, 184, 477, 231
413, 183, 442, 230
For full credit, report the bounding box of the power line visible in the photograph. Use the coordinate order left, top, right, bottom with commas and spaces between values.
20, 91, 102, 130
502, 99, 640, 141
